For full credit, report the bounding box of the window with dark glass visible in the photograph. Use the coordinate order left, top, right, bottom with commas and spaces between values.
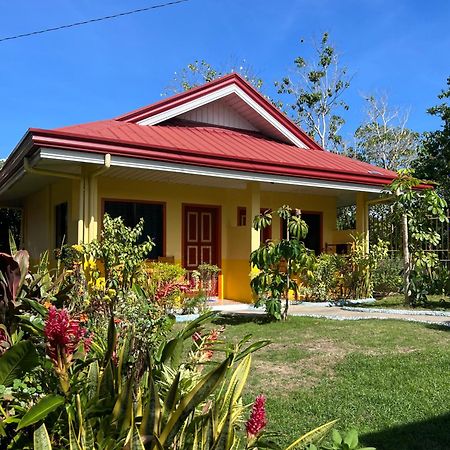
281, 212, 322, 255
103, 200, 164, 259
237, 207, 247, 226
55, 202, 68, 248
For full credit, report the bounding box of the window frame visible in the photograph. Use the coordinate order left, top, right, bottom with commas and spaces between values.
101, 198, 167, 259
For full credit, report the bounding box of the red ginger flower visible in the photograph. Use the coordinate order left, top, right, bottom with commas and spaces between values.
44, 306, 85, 371
246, 395, 267, 438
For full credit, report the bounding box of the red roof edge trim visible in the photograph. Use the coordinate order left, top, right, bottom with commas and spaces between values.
27, 129, 397, 187
115, 73, 324, 152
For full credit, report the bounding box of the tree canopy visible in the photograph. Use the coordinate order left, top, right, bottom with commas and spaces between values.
414, 77, 450, 200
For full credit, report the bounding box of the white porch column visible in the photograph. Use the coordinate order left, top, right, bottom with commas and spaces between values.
356, 192, 369, 251
248, 182, 261, 252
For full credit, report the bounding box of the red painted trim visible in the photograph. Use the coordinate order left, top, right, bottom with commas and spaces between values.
115, 73, 324, 151
181, 203, 222, 270
24, 129, 397, 187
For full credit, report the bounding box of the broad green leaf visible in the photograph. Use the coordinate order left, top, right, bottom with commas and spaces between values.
124, 425, 145, 449
140, 371, 161, 438
0, 340, 38, 387
160, 355, 233, 447
163, 372, 180, 417
34, 423, 52, 450
343, 429, 358, 448
17, 395, 65, 430
284, 419, 338, 450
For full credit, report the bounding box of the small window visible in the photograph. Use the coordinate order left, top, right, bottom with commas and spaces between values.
55, 202, 68, 248
237, 207, 246, 226
104, 200, 165, 259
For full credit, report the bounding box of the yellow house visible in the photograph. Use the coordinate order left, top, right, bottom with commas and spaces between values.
0, 74, 396, 302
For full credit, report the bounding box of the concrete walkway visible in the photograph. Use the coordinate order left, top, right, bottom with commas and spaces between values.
211, 301, 450, 327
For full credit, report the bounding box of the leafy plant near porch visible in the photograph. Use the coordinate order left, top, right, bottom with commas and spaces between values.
250, 205, 315, 320
387, 170, 448, 305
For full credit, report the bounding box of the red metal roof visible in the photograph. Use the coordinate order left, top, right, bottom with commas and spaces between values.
0, 73, 397, 190
47, 119, 396, 186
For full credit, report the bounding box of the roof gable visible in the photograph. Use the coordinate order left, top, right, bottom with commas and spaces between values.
116, 73, 323, 150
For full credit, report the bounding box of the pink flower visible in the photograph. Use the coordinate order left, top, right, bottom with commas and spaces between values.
192, 331, 202, 342
246, 395, 267, 438
44, 306, 85, 370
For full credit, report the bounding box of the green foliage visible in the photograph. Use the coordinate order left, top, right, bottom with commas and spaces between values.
276, 33, 350, 151
251, 206, 314, 320
321, 429, 375, 450
166, 59, 264, 94
372, 257, 403, 296
86, 213, 154, 290
306, 236, 388, 301
388, 169, 448, 304
414, 76, 450, 200
307, 254, 347, 301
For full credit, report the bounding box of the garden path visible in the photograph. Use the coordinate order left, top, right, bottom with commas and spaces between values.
212, 301, 450, 327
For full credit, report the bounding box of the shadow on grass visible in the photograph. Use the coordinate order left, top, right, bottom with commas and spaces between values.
212, 312, 272, 326
361, 412, 450, 450
424, 322, 450, 331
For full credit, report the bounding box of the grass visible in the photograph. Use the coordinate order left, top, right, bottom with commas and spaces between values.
211, 314, 450, 450
350, 294, 450, 311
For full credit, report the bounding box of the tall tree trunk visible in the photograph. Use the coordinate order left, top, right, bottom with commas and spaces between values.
401, 212, 411, 305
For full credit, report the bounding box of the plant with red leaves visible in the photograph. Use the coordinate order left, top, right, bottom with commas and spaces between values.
44, 306, 87, 394
246, 395, 267, 440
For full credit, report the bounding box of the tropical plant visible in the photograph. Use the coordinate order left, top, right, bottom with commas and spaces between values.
250, 205, 314, 320
320, 429, 375, 450
387, 169, 448, 305
372, 257, 403, 296
86, 213, 154, 291
414, 76, 450, 201
0, 306, 354, 450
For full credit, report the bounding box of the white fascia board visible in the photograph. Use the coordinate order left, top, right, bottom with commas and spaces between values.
39, 148, 384, 194
0, 168, 26, 196
136, 85, 308, 149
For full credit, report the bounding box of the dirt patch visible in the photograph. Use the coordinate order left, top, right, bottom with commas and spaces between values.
251, 339, 352, 394
248, 338, 419, 395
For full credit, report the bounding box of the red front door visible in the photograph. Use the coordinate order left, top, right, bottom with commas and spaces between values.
183, 205, 220, 270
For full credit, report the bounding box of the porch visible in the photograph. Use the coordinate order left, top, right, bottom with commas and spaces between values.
6, 153, 379, 302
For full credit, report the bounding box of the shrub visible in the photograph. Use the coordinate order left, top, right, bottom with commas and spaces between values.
372, 257, 403, 296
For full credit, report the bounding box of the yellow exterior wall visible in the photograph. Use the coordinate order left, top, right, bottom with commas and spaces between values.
20, 174, 364, 302
22, 179, 75, 261
96, 177, 352, 302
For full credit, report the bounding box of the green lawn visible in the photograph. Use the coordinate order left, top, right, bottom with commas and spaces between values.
351, 294, 450, 311
213, 315, 450, 450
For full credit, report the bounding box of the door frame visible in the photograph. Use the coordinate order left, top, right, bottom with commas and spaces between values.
181, 203, 222, 269
279, 210, 323, 253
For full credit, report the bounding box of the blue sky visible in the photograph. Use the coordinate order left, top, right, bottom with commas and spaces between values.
0, 0, 449, 158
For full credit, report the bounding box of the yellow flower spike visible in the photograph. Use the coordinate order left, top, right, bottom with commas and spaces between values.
71, 244, 83, 253
95, 277, 106, 291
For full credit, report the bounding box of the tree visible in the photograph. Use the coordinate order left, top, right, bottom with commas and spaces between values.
275, 33, 350, 152
250, 206, 314, 320
388, 170, 448, 305
414, 77, 450, 200
354, 94, 420, 171
164, 59, 264, 94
